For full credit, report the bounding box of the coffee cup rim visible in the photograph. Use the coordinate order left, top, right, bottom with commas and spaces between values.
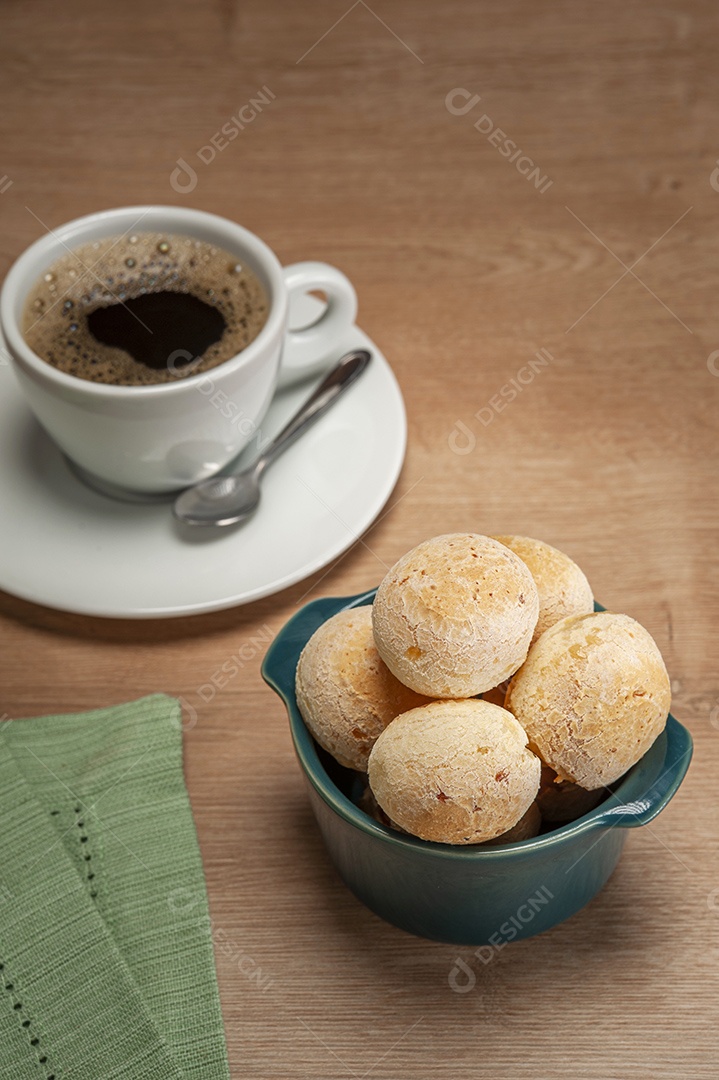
0, 205, 288, 397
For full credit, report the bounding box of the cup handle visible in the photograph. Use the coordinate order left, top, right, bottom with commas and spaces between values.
279, 262, 357, 388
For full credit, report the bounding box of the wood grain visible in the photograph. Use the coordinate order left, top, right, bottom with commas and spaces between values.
0, 1, 717, 1076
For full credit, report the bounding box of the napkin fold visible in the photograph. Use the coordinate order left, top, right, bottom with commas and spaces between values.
0, 694, 230, 1080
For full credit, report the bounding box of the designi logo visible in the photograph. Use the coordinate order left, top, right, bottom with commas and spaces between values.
170, 87, 276, 194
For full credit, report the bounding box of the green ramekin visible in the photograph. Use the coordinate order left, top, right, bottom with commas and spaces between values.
262, 591, 693, 946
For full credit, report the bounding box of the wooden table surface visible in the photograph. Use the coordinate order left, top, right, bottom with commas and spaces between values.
1, 2, 717, 1077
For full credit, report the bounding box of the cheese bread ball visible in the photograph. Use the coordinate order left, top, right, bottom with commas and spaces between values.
536, 762, 603, 823
367, 699, 541, 844
492, 535, 593, 644
361, 782, 541, 844
295, 606, 432, 772
506, 611, 671, 789
372, 534, 539, 697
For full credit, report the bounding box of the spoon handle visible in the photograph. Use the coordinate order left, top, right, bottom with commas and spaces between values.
256, 349, 371, 473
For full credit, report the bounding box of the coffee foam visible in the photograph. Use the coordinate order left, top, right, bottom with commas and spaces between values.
21, 231, 268, 386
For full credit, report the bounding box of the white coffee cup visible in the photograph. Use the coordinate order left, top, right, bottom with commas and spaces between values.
0, 205, 357, 494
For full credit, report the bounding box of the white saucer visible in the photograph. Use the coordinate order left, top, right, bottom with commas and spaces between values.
0, 295, 406, 618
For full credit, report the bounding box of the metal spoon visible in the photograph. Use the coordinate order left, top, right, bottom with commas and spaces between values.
173, 348, 371, 527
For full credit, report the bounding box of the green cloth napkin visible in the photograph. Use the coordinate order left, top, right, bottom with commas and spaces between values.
0, 694, 231, 1080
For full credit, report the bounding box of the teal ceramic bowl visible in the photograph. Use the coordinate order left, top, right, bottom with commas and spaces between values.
262, 590, 693, 946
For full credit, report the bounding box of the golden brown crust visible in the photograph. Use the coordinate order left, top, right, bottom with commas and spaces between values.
506, 611, 671, 789
492, 535, 594, 644
367, 699, 541, 844
372, 534, 539, 697
295, 606, 432, 771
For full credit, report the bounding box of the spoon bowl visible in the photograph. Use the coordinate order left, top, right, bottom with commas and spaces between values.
174, 470, 263, 527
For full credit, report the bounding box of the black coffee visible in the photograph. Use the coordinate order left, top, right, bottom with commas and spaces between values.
22, 231, 268, 386
86, 291, 227, 371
